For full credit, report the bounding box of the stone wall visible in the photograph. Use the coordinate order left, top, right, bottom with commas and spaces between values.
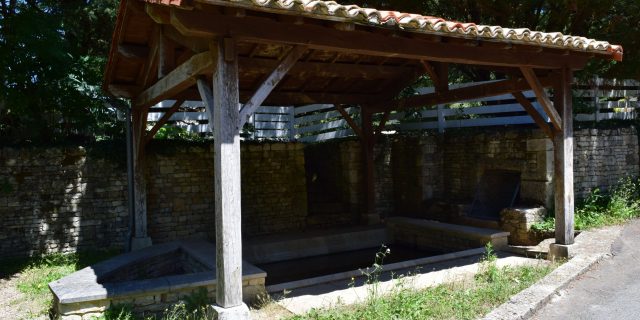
574, 127, 639, 198
0, 142, 308, 258
308, 125, 639, 219
0, 147, 129, 258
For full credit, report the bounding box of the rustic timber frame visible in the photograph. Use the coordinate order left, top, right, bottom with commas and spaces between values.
104, 0, 622, 315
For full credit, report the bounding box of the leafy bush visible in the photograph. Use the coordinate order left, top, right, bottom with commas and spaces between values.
533, 177, 640, 232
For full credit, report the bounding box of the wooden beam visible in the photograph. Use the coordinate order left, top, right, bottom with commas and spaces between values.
375, 76, 555, 112
138, 25, 161, 88
361, 109, 377, 224
135, 51, 215, 108
176, 87, 376, 106
196, 76, 215, 132
512, 92, 554, 138
158, 27, 176, 78
421, 61, 448, 92
520, 67, 562, 131
145, 99, 184, 143
211, 39, 244, 309
238, 45, 306, 128
118, 44, 149, 61
169, 8, 589, 69
554, 67, 575, 245
335, 105, 363, 139
239, 56, 414, 79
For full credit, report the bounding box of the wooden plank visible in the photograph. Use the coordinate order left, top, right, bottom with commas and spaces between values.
335, 105, 363, 139
554, 67, 575, 245
210, 40, 244, 308
254, 122, 289, 130
146, 99, 185, 142
135, 51, 215, 108
238, 45, 306, 128
299, 129, 354, 142
296, 118, 349, 135
520, 67, 562, 131
296, 108, 355, 124
294, 104, 335, 115
376, 77, 554, 112
169, 8, 589, 69
255, 106, 291, 114
513, 92, 554, 138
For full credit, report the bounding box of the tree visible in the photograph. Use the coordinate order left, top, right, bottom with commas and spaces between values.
0, 0, 119, 144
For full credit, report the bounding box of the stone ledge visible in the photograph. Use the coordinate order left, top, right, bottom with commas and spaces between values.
50, 240, 266, 305
387, 217, 510, 241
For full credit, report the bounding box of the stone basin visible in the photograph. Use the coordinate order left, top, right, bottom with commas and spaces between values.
49, 240, 266, 320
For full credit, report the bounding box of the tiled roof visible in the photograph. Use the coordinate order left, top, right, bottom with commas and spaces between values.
150, 0, 623, 61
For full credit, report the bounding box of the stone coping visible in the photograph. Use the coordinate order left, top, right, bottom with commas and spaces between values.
244, 226, 389, 264
49, 240, 266, 304
386, 217, 510, 240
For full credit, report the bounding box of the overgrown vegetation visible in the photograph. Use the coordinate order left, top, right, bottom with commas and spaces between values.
533, 177, 640, 232
2, 249, 120, 318
289, 243, 555, 320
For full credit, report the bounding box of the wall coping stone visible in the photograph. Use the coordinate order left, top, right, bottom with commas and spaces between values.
49, 240, 265, 304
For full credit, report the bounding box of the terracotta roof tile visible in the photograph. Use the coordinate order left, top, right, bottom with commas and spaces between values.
178, 0, 623, 61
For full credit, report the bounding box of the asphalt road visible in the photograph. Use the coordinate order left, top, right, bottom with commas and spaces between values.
532, 219, 640, 320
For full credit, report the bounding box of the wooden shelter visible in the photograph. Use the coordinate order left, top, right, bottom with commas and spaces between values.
104, 0, 623, 316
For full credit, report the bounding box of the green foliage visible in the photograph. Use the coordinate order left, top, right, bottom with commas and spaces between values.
97, 288, 213, 320
290, 258, 555, 320
4, 249, 120, 317
0, 0, 122, 145
532, 177, 640, 232
154, 125, 204, 142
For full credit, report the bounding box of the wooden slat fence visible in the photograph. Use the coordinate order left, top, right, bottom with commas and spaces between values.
146, 78, 640, 142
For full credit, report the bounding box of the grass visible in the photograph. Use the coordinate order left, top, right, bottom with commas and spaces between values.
3, 249, 120, 318
287, 243, 555, 320
533, 177, 640, 232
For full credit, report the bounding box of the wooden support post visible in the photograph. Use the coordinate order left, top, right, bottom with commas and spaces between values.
553, 68, 575, 245
130, 109, 152, 250
512, 92, 554, 139
361, 108, 378, 224
206, 39, 248, 317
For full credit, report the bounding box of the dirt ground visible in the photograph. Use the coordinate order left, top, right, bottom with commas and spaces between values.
0, 274, 46, 320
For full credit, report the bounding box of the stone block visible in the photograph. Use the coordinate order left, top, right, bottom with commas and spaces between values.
499, 207, 546, 246
209, 303, 250, 320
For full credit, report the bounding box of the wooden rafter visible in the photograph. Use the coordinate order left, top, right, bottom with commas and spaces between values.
520, 67, 562, 131
145, 99, 185, 143
421, 60, 448, 92
373, 76, 555, 112
134, 51, 215, 108
168, 8, 590, 69
239, 56, 414, 79
512, 92, 554, 138
238, 45, 307, 128
335, 105, 363, 139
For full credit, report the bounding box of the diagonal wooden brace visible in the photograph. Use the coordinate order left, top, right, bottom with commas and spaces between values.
238, 45, 307, 129
520, 67, 562, 131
